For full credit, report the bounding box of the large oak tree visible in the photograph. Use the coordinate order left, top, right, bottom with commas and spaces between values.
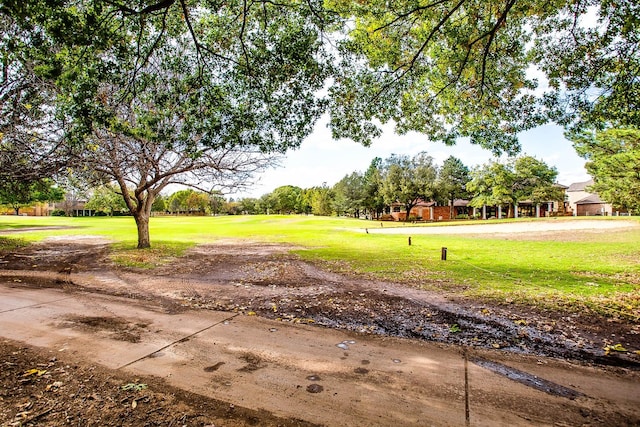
466, 156, 563, 217
2, 0, 334, 247
381, 152, 438, 221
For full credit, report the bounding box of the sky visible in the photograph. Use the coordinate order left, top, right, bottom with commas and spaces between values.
233, 116, 591, 199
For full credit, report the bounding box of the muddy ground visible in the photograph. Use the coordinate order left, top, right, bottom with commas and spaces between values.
1, 235, 639, 425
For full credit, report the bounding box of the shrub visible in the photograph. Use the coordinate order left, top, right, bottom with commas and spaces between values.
51, 210, 66, 216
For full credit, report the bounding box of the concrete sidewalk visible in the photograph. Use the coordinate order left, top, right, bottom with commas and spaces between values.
1, 284, 638, 426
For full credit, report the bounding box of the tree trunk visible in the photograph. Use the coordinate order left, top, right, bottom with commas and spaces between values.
14, 207, 20, 215
450, 196, 454, 220
134, 213, 151, 249
404, 203, 415, 221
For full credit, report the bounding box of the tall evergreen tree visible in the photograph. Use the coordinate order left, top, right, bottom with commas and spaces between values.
572, 127, 640, 213
437, 156, 470, 219
362, 157, 385, 220
333, 172, 365, 217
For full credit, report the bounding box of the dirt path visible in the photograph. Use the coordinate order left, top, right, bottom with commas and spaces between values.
1, 230, 639, 425
362, 219, 639, 235
1, 235, 638, 368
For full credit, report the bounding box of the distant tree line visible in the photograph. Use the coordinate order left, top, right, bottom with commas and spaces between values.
128, 152, 560, 220
3, 148, 629, 220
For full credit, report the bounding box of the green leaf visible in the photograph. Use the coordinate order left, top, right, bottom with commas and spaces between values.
121, 383, 148, 391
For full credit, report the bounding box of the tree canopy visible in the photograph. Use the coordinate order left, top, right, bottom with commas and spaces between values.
0, 178, 64, 215
270, 185, 304, 214
381, 152, 437, 220
327, 0, 640, 153
4, 0, 637, 171
2, 0, 334, 153
0, 0, 332, 201
85, 184, 127, 216
466, 156, 563, 217
437, 156, 470, 217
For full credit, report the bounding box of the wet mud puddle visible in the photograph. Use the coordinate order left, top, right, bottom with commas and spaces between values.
472, 357, 584, 399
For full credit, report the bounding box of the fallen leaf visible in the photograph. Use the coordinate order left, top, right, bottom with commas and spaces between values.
46, 382, 62, 391
23, 369, 47, 377
121, 383, 147, 391
604, 343, 628, 355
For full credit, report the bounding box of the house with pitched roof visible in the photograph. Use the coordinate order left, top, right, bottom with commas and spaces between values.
565, 179, 627, 216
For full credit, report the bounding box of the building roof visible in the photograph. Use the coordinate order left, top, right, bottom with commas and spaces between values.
390, 200, 435, 207
575, 194, 605, 205
567, 179, 594, 192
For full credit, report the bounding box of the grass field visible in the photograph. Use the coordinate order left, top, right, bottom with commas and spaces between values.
1, 214, 639, 320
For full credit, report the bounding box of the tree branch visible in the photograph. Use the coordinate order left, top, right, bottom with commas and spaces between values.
103, 0, 176, 15
369, 0, 466, 104
478, 0, 516, 98
374, 0, 452, 33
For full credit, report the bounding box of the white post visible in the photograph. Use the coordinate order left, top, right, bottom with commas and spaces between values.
498, 205, 502, 219
536, 204, 540, 218
482, 205, 486, 220
514, 202, 518, 218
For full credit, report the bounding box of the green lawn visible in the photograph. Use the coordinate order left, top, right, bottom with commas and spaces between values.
1, 214, 639, 320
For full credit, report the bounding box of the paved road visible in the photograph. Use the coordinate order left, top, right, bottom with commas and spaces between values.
1, 283, 639, 426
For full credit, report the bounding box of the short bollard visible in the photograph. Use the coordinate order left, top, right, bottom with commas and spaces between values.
408, 236, 412, 246
441, 247, 447, 261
